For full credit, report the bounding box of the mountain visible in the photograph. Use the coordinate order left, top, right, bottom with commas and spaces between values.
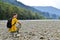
0, 0, 45, 20
33, 6, 60, 19
0, 0, 60, 19
1, 0, 41, 13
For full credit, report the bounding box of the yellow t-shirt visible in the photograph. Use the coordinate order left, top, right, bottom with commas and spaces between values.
9, 18, 18, 32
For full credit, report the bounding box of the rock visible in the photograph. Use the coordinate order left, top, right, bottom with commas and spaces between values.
40, 37, 45, 39
0, 20, 60, 40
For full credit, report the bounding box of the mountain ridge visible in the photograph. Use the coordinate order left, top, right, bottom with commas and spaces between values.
1, 0, 42, 13
0, 0, 45, 20
0, 0, 60, 19
33, 6, 60, 16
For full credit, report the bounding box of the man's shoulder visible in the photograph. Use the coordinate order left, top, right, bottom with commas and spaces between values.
13, 18, 18, 21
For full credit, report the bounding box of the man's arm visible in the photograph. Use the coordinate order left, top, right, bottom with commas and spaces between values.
18, 22, 21, 26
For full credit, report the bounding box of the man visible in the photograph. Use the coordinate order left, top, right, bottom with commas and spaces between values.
9, 13, 21, 37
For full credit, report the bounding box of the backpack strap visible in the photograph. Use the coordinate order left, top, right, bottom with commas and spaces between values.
13, 22, 16, 25
11, 18, 16, 26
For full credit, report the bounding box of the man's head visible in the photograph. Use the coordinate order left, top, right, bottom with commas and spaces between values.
12, 13, 17, 18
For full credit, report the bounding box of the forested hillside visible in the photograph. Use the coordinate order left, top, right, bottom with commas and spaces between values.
0, 1, 45, 20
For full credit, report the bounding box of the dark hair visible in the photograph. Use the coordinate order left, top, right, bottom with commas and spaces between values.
12, 13, 17, 16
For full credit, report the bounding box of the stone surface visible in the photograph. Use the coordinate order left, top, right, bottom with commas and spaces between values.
0, 20, 60, 40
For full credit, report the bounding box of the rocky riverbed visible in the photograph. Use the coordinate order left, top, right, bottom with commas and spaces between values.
0, 20, 60, 40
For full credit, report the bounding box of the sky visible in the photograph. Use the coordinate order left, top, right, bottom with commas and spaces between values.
17, 0, 60, 9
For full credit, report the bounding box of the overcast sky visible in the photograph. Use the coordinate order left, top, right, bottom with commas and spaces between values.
17, 0, 60, 9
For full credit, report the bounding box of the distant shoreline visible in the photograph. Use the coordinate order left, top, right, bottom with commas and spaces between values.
0, 20, 60, 21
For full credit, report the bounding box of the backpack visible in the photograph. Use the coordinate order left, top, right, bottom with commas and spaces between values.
7, 18, 12, 28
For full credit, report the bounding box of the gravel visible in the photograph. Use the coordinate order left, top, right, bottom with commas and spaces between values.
0, 20, 60, 40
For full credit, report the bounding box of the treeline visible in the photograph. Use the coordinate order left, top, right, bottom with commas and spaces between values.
0, 1, 45, 20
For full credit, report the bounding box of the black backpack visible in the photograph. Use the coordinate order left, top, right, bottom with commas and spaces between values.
7, 18, 12, 28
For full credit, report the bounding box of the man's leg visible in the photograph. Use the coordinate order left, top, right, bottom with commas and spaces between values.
10, 32, 14, 37
15, 28, 20, 37
16, 27, 20, 34
17, 30, 19, 34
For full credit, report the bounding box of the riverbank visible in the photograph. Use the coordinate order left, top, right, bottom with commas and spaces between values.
0, 20, 60, 40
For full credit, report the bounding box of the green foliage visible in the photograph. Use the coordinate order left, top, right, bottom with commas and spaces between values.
0, 1, 45, 20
